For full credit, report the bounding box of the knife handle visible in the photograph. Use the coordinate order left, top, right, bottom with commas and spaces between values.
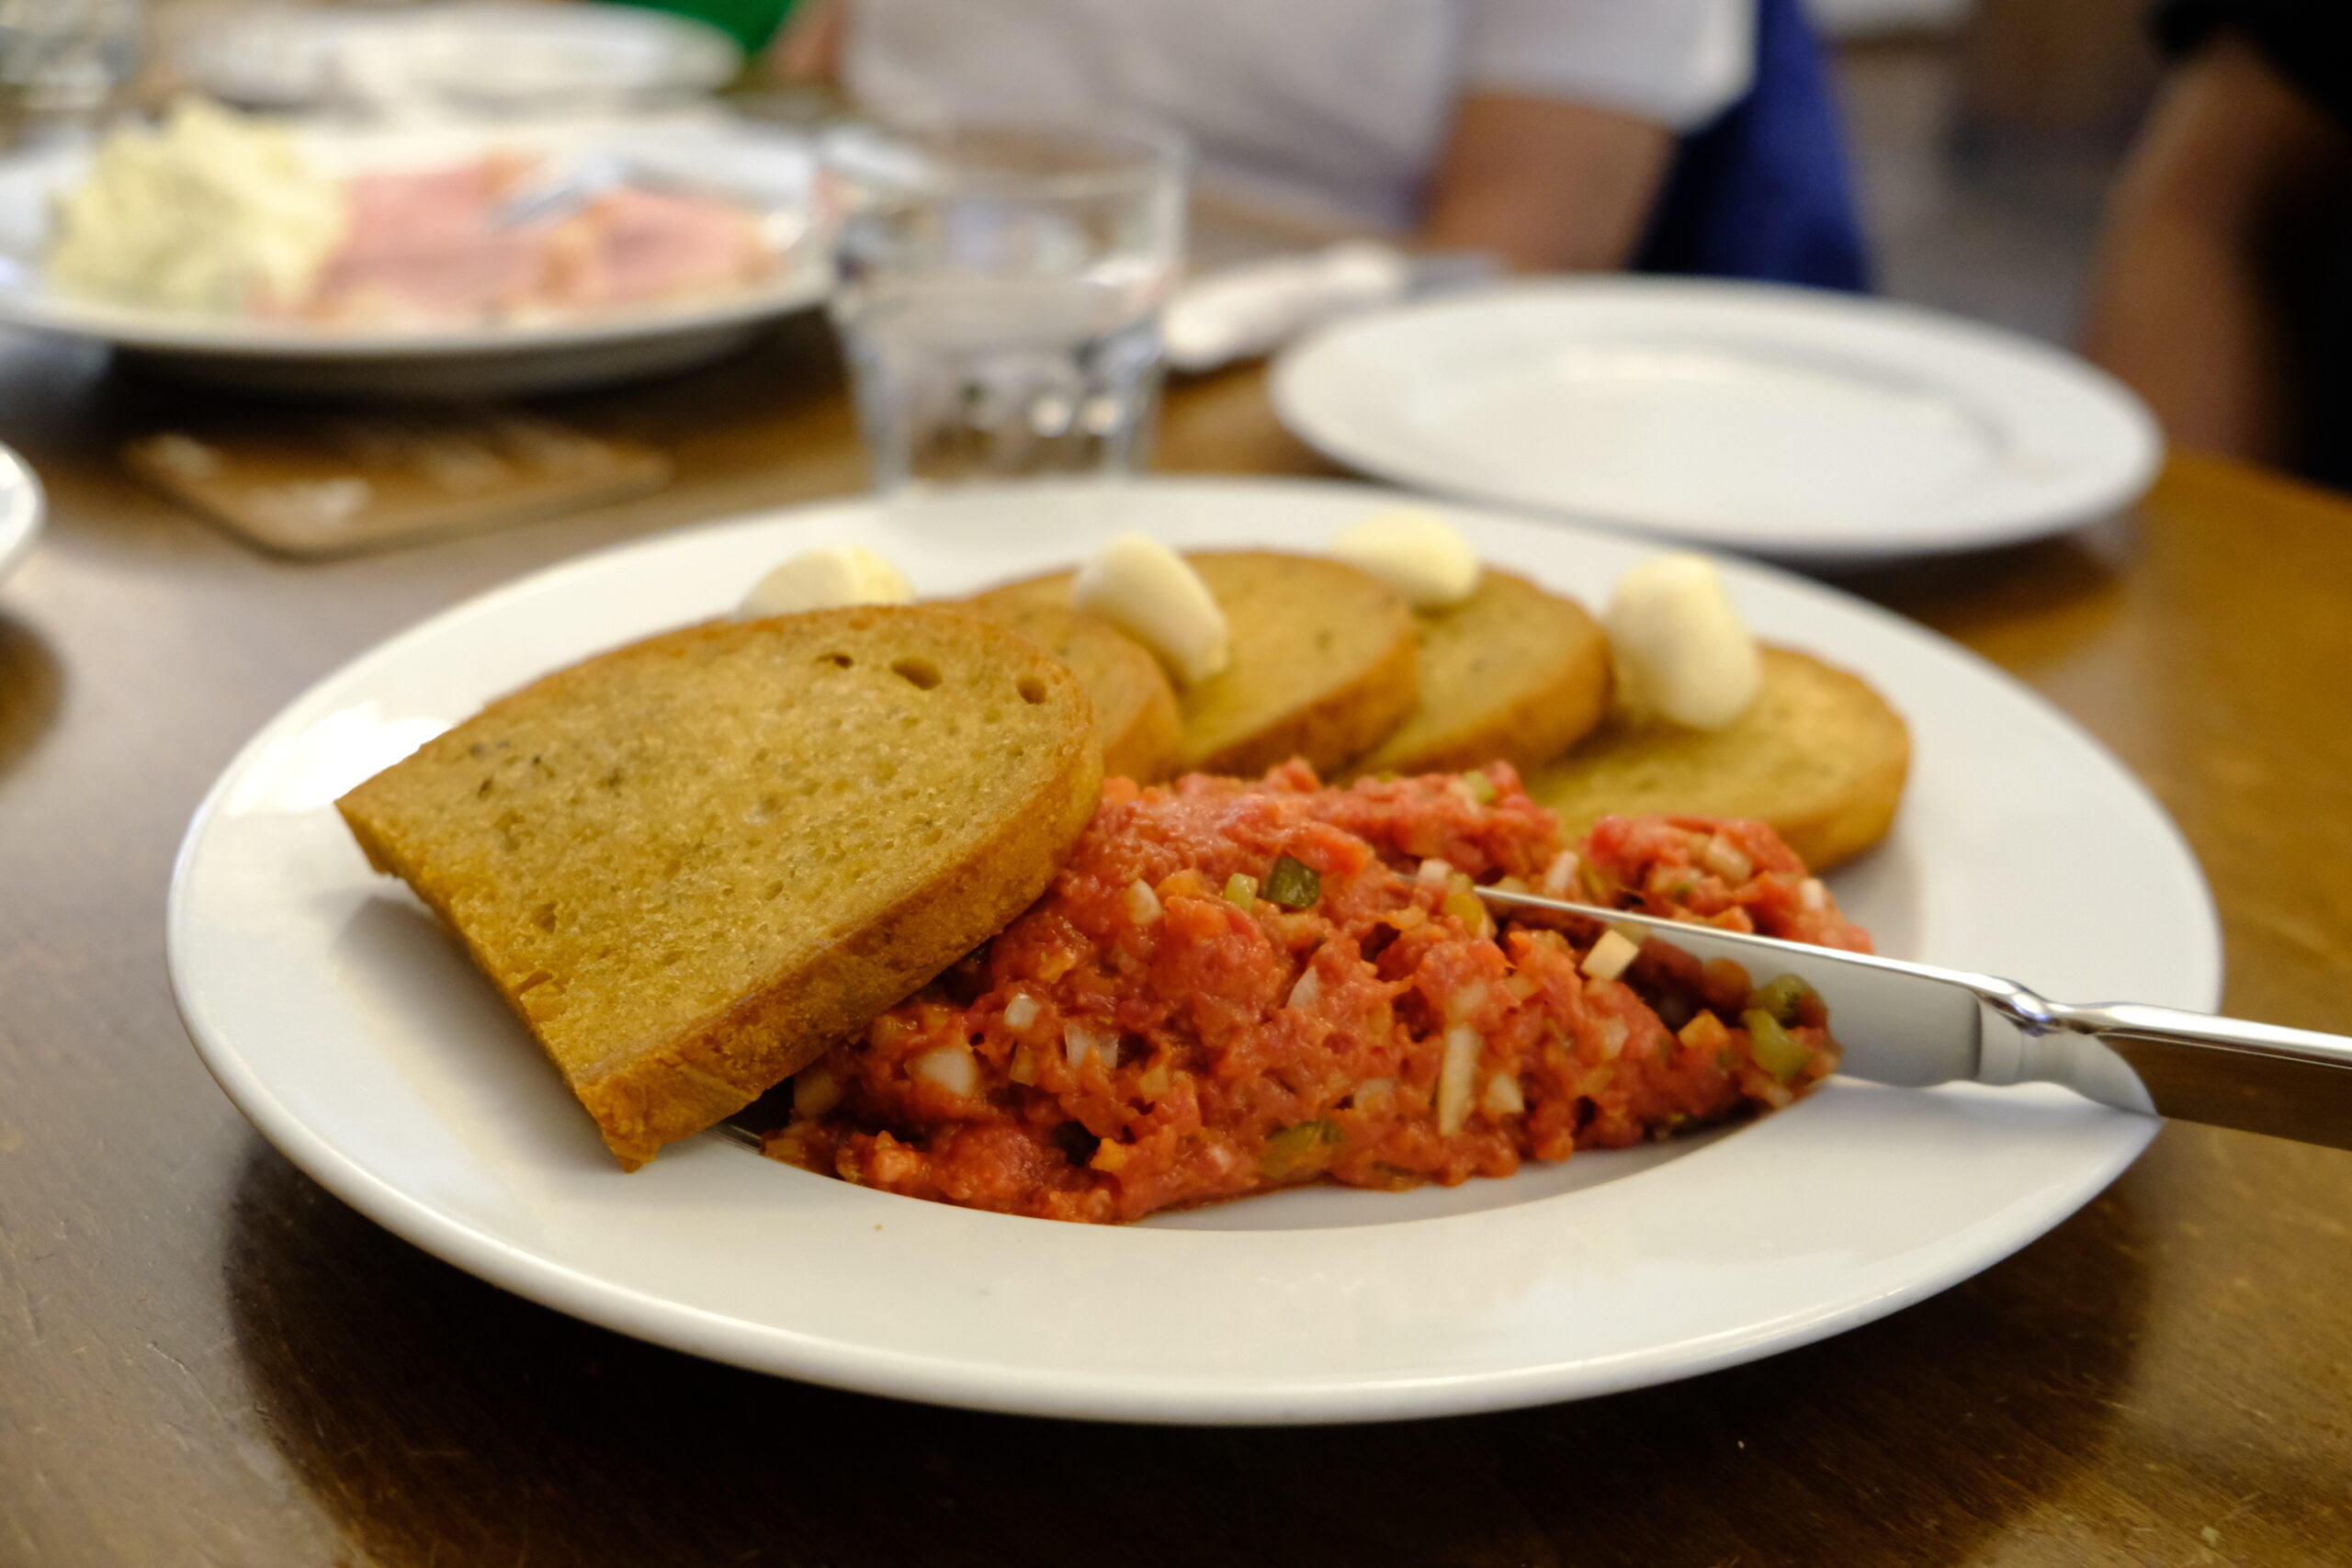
2046, 1002, 2352, 1152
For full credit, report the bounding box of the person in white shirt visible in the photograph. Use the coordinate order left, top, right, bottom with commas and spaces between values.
774, 0, 1759, 272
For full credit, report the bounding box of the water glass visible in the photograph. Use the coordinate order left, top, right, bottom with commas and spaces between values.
823, 122, 1188, 491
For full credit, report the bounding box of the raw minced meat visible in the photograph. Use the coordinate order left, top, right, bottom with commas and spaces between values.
764, 762, 1860, 1224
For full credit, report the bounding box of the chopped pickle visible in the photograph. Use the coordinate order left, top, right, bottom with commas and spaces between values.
1743, 1008, 1810, 1080
1223, 872, 1259, 911
1462, 772, 1498, 805
1263, 854, 1320, 910
1442, 887, 1495, 939
1748, 973, 1817, 1029
1261, 1119, 1343, 1180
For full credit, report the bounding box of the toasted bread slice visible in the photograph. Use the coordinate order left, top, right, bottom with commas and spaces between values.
1346, 569, 1611, 778
1525, 646, 1910, 871
337, 606, 1102, 1168
977, 551, 1418, 776
963, 600, 1183, 783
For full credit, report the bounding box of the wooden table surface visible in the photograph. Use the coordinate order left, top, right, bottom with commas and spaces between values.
4, 324, 2348, 1568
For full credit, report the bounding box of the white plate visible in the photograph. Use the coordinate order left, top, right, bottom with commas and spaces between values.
0, 115, 827, 397
168, 477, 2216, 1424
175, 2, 741, 116
0, 441, 43, 583
1272, 280, 2163, 561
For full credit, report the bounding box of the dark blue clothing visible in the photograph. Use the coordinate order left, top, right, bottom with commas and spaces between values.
1636, 0, 1871, 293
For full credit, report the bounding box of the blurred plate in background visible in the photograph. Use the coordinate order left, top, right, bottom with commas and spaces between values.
174, 2, 741, 118
0, 114, 827, 397
1272, 278, 2162, 562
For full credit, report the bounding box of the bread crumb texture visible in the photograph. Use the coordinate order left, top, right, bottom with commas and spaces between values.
962, 598, 1183, 783
1350, 568, 1611, 777
338, 606, 1101, 1168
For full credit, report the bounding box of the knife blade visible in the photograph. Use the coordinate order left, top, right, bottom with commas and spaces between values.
1475, 886, 2352, 1152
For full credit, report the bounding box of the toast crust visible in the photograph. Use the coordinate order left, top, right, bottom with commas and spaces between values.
1525, 645, 1911, 871
1347, 569, 1611, 777
339, 607, 1102, 1168
962, 599, 1184, 782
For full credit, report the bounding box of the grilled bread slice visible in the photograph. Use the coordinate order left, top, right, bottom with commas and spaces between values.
963, 599, 1183, 783
337, 606, 1102, 1169
976, 551, 1418, 776
1347, 569, 1611, 778
1526, 646, 1910, 871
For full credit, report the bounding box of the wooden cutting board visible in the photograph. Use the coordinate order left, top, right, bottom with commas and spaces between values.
124, 405, 672, 557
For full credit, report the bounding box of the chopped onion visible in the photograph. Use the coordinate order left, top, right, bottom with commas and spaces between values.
1003, 993, 1039, 1031
1444, 980, 1487, 1026
1137, 1057, 1172, 1100
1437, 1025, 1481, 1134
1351, 1077, 1395, 1108
1063, 1023, 1117, 1069
793, 1065, 842, 1118
1582, 929, 1640, 983
1418, 857, 1452, 889
1701, 835, 1753, 884
1800, 877, 1827, 911
1126, 877, 1162, 923
1595, 1017, 1629, 1058
1541, 851, 1580, 898
1482, 1071, 1525, 1116
912, 1045, 978, 1097
1287, 964, 1322, 1010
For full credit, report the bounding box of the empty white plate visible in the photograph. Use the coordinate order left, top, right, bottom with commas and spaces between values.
169, 478, 2214, 1424
1272, 280, 2162, 560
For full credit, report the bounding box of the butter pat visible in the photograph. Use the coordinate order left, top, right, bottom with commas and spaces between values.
741, 545, 914, 618
1329, 510, 1481, 609
1072, 533, 1229, 683
1605, 553, 1760, 729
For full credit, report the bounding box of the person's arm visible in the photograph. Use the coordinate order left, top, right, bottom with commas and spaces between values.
2083, 32, 2352, 464
1420, 91, 1676, 273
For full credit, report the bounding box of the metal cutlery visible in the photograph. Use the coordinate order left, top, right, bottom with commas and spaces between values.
1476, 886, 2352, 1151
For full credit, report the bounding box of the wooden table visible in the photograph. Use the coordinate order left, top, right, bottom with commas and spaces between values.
4, 325, 2348, 1567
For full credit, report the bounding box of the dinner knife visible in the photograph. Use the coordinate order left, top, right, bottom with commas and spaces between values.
1475, 887, 2352, 1152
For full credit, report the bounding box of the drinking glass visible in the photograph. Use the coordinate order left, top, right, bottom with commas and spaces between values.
822, 122, 1188, 491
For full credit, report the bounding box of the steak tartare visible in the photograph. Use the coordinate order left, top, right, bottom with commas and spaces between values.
764, 763, 1869, 1224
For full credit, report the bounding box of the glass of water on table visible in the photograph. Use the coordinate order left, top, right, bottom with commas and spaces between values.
822, 122, 1189, 490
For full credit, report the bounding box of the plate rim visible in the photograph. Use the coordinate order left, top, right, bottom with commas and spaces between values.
165, 474, 2217, 1424
1270, 276, 2164, 561
0, 443, 44, 583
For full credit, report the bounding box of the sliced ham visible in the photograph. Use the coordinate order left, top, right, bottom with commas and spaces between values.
296, 156, 775, 327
